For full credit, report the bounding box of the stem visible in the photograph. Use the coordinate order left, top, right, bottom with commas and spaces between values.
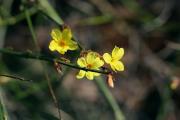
0, 49, 110, 74
0, 7, 38, 26
25, 9, 39, 51
95, 77, 125, 120
43, 64, 62, 120
0, 92, 7, 120
0, 74, 32, 82
25, 8, 62, 120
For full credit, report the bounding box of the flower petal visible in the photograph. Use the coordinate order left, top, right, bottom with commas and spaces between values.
49, 40, 58, 51
62, 28, 72, 40
112, 61, 124, 71
92, 58, 104, 68
76, 70, 86, 79
94, 72, 100, 76
56, 46, 68, 54
77, 57, 87, 67
51, 29, 62, 41
103, 53, 112, 64
110, 63, 117, 72
112, 46, 124, 60
86, 72, 94, 80
86, 52, 97, 64
67, 40, 78, 50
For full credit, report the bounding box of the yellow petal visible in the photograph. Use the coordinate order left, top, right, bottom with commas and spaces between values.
93, 58, 104, 68
94, 72, 100, 76
67, 40, 78, 50
86, 52, 97, 64
76, 70, 86, 79
103, 53, 112, 64
86, 72, 94, 80
56, 46, 68, 54
112, 46, 124, 60
112, 61, 124, 71
77, 57, 87, 67
51, 29, 62, 41
49, 40, 58, 51
62, 28, 72, 40
110, 63, 117, 72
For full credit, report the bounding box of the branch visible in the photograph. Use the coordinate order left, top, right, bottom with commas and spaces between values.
0, 7, 38, 26
0, 74, 32, 82
25, 7, 62, 119
0, 49, 110, 74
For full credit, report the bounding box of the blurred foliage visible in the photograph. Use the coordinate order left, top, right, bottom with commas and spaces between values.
0, 96, 7, 120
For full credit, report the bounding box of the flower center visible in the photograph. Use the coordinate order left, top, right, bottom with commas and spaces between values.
111, 59, 114, 62
59, 40, 66, 47
87, 64, 92, 69
111, 58, 116, 63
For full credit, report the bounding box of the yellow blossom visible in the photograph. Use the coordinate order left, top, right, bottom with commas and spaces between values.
49, 28, 78, 54
76, 52, 104, 80
103, 46, 124, 72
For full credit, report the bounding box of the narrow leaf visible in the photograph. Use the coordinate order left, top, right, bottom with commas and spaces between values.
38, 0, 64, 25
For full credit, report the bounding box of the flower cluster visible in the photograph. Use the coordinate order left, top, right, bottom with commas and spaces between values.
49, 28, 124, 87
76, 52, 104, 80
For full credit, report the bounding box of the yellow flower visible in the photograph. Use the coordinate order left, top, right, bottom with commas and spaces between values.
49, 28, 78, 54
103, 46, 124, 72
76, 52, 104, 80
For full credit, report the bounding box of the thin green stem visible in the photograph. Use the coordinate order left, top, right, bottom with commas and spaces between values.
25, 7, 62, 120
0, 7, 38, 26
43, 68, 62, 119
25, 9, 39, 51
0, 49, 110, 74
0, 74, 32, 82
0, 93, 7, 120
95, 77, 125, 120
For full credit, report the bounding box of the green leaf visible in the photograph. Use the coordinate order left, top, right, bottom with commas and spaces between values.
38, 0, 64, 25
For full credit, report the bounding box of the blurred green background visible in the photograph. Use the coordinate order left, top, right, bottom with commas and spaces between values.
0, 0, 180, 120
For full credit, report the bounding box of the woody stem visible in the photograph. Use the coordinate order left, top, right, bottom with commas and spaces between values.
0, 49, 111, 74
